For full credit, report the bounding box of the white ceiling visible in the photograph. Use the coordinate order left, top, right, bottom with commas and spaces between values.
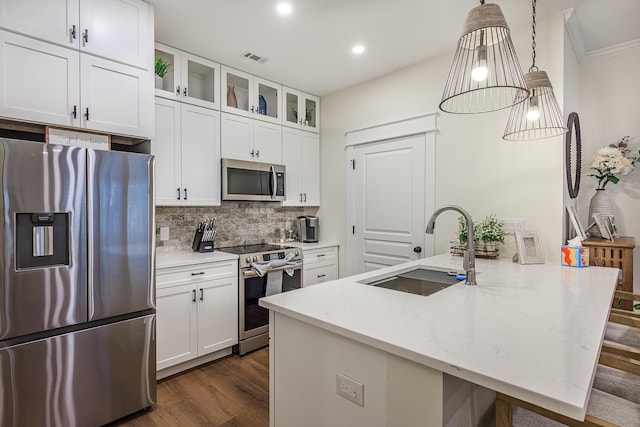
147, 0, 640, 96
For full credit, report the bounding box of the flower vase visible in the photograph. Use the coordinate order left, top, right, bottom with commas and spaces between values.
588, 188, 614, 237
227, 85, 237, 108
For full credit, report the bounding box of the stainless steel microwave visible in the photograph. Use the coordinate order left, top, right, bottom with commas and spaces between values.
222, 158, 286, 201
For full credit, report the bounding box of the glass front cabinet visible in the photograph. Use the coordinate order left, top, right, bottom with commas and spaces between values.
221, 66, 281, 125
282, 87, 319, 133
154, 42, 221, 110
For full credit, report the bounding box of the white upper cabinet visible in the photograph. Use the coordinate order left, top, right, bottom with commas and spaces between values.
80, 0, 151, 69
0, 0, 151, 70
221, 66, 282, 125
0, 30, 80, 128
154, 42, 220, 110
80, 54, 153, 137
0, 0, 78, 48
152, 97, 221, 207
282, 87, 319, 133
220, 112, 282, 164
282, 127, 319, 206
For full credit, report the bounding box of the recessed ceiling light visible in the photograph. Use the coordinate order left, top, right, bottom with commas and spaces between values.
352, 45, 365, 55
277, 3, 292, 15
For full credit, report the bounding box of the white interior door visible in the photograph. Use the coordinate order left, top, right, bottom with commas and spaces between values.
349, 133, 435, 274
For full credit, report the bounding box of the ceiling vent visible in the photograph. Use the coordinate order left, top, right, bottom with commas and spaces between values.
242, 51, 268, 64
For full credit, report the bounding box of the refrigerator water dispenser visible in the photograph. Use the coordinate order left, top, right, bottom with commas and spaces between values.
15, 212, 69, 269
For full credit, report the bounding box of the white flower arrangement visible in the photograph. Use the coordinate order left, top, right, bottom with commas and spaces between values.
589, 136, 639, 190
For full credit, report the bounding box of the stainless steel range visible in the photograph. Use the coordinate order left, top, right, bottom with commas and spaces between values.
221, 243, 303, 355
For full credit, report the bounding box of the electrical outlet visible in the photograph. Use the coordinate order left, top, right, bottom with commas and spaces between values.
160, 227, 170, 241
501, 218, 525, 234
336, 372, 364, 407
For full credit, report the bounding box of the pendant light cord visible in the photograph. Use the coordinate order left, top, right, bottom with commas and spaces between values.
530, 0, 538, 72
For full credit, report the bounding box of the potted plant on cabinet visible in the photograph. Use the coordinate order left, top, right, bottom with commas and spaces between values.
154, 57, 171, 90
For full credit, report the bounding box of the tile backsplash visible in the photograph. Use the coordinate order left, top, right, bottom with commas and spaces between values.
155, 203, 305, 252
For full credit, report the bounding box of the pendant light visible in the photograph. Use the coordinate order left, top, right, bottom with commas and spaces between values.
503, 0, 568, 140
440, 1, 528, 114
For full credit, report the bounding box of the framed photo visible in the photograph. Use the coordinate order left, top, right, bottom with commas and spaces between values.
593, 213, 614, 242
566, 205, 586, 241
515, 231, 545, 264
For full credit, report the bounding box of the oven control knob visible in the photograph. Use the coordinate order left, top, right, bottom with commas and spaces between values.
246, 257, 251, 263
294, 250, 299, 256
252, 256, 258, 262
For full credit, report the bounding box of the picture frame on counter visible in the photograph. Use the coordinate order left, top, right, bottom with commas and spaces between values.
593, 213, 615, 242
566, 205, 586, 241
514, 230, 545, 264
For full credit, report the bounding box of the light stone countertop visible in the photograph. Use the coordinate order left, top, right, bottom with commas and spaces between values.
156, 249, 238, 269
260, 253, 619, 421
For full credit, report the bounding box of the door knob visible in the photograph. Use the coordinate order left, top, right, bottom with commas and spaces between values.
413, 246, 422, 253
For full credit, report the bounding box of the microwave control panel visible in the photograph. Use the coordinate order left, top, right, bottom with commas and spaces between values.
275, 172, 285, 197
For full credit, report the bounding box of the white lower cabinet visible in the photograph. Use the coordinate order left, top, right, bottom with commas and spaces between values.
156, 259, 238, 373
303, 246, 338, 286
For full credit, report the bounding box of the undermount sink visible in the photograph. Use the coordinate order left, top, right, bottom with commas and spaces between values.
359, 267, 463, 297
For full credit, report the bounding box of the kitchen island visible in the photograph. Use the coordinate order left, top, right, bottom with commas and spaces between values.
260, 254, 619, 426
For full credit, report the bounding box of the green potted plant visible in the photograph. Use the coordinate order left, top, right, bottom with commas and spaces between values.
154, 57, 171, 90
476, 214, 506, 252
457, 214, 505, 255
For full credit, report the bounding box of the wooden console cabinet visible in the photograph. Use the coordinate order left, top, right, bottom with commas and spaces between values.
582, 236, 635, 310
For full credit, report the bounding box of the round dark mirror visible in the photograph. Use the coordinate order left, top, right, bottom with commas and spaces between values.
565, 112, 582, 199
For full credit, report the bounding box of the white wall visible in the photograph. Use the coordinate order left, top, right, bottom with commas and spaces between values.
579, 48, 640, 292
319, 12, 567, 276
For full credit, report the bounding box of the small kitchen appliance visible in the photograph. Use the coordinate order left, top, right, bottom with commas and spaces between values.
297, 215, 319, 243
220, 243, 302, 355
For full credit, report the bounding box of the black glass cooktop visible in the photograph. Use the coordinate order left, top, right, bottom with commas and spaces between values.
219, 243, 294, 255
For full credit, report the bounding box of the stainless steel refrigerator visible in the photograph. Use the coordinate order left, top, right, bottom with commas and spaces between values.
0, 138, 156, 426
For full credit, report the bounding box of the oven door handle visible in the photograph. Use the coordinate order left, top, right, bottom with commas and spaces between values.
243, 263, 303, 278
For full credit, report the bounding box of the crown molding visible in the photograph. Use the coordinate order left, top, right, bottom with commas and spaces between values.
582, 38, 640, 62
564, 8, 586, 61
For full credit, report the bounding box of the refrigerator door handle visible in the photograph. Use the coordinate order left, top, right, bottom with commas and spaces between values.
87, 149, 96, 319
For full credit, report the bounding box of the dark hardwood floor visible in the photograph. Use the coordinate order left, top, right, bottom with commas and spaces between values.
109, 348, 269, 427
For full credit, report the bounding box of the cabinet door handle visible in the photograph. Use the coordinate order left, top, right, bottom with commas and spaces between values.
317, 274, 327, 278
176, 85, 181, 95
299, 119, 303, 125
299, 193, 303, 202
199, 288, 204, 301
191, 272, 205, 276
84, 108, 89, 121
250, 149, 255, 157
72, 105, 77, 119
250, 106, 255, 113
303, 193, 307, 202
183, 87, 187, 96
316, 253, 326, 258
183, 188, 188, 200
82, 29, 88, 45
255, 150, 259, 158
192, 289, 196, 303
70, 25, 77, 40
176, 188, 181, 200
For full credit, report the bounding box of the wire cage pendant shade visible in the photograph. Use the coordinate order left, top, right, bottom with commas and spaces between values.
439, 3, 528, 114
503, 70, 567, 140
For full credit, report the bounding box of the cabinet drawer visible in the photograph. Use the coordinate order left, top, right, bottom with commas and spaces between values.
157, 260, 237, 289
303, 247, 337, 265
303, 263, 337, 287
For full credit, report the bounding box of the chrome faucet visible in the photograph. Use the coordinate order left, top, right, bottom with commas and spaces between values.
425, 205, 477, 286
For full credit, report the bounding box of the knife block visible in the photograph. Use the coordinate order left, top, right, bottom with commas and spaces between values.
191, 230, 214, 253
